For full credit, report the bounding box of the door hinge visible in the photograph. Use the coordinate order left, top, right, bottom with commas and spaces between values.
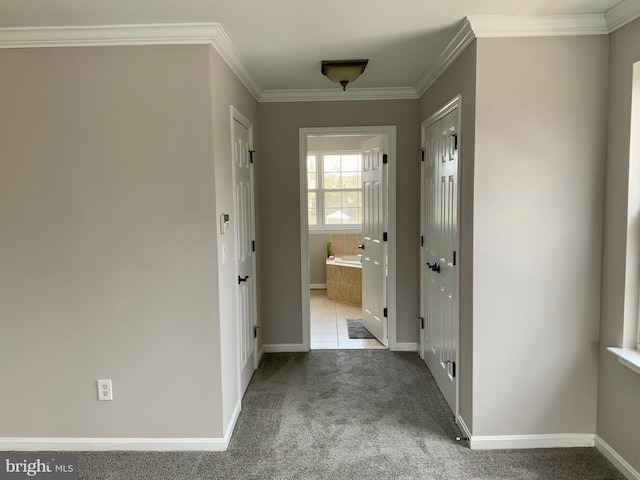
249, 150, 255, 164
420, 149, 425, 162
452, 134, 458, 150
252, 240, 256, 252
421, 235, 424, 247
383, 232, 388, 242
383, 308, 388, 318
446, 360, 456, 378
253, 325, 260, 338
382, 153, 388, 164
453, 250, 456, 266
418, 316, 424, 329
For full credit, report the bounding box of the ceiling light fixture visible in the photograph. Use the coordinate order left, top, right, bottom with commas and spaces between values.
321, 59, 369, 91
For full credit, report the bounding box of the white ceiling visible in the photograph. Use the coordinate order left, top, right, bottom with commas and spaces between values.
0, 0, 633, 94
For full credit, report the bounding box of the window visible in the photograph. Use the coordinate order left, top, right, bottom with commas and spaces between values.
308, 152, 362, 229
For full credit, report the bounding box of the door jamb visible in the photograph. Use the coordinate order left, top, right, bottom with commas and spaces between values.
299, 126, 397, 351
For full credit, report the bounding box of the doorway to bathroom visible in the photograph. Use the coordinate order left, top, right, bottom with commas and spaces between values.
299, 126, 397, 351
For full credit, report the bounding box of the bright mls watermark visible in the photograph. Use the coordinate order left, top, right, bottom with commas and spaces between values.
0, 455, 77, 479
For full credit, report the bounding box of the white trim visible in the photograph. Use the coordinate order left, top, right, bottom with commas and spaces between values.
224, 400, 242, 444
456, 415, 472, 441
263, 344, 306, 353
0, 23, 262, 101
605, 0, 640, 33
393, 342, 418, 352
257, 345, 265, 365
467, 14, 609, 38
468, 433, 595, 450
415, 19, 475, 97
299, 126, 398, 352
0, 437, 229, 452
310, 284, 328, 290
260, 87, 417, 103
300, 132, 312, 352
415, 13, 619, 98
595, 435, 640, 480
607, 347, 640, 376
309, 228, 362, 235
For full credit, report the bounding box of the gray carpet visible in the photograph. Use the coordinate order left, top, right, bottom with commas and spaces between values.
38, 351, 627, 479
346, 318, 375, 339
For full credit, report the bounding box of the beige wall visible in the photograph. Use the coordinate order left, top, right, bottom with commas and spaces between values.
0, 45, 225, 437
309, 234, 328, 285
257, 100, 420, 345
209, 47, 259, 432
598, 17, 640, 472
473, 36, 608, 436
420, 41, 477, 428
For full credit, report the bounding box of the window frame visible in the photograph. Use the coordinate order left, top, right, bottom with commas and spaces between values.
307, 149, 363, 232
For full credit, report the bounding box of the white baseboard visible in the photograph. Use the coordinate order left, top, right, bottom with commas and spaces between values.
0, 437, 228, 452
257, 344, 265, 365
223, 400, 242, 446
0, 402, 243, 452
456, 414, 472, 440
310, 284, 327, 289
595, 435, 640, 480
263, 343, 306, 353
455, 414, 595, 451
467, 432, 594, 450
393, 342, 418, 352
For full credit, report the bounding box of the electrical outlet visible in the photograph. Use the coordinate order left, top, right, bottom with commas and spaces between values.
97, 379, 113, 401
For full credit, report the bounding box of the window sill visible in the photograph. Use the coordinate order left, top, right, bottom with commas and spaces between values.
607, 347, 640, 376
309, 227, 362, 235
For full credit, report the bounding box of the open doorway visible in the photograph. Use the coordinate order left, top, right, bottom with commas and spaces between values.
299, 126, 397, 351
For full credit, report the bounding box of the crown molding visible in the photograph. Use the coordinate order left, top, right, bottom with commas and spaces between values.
207, 25, 262, 100
414, 18, 475, 97
414, 13, 614, 98
605, 0, 640, 33
0, 23, 262, 100
259, 86, 418, 103
467, 14, 609, 37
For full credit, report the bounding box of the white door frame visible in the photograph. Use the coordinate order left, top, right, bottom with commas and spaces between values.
231, 105, 258, 402
419, 94, 462, 417
299, 126, 397, 351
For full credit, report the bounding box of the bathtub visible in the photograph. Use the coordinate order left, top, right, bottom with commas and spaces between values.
326, 256, 362, 306
333, 254, 362, 267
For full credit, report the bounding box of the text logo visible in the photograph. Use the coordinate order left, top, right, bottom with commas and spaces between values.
0, 455, 78, 479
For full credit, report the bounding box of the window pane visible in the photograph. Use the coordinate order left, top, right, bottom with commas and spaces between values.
307, 155, 316, 173
324, 172, 340, 189
323, 191, 361, 225
324, 191, 341, 209
324, 155, 340, 172
307, 172, 316, 189
308, 209, 317, 225
342, 155, 361, 172
341, 208, 360, 225
341, 171, 361, 188
308, 192, 317, 225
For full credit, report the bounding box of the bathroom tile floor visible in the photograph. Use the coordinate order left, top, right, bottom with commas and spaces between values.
310, 289, 386, 350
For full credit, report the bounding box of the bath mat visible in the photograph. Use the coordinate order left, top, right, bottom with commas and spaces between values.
347, 319, 375, 339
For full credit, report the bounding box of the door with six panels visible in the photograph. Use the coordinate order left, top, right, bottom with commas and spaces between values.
420, 104, 459, 415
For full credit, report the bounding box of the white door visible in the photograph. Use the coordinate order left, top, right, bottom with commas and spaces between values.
420, 107, 459, 414
361, 136, 388, 346
232, 114, 257, 398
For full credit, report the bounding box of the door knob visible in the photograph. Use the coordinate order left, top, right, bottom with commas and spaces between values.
357, 244, 365, 250
238, 275, 250, 284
